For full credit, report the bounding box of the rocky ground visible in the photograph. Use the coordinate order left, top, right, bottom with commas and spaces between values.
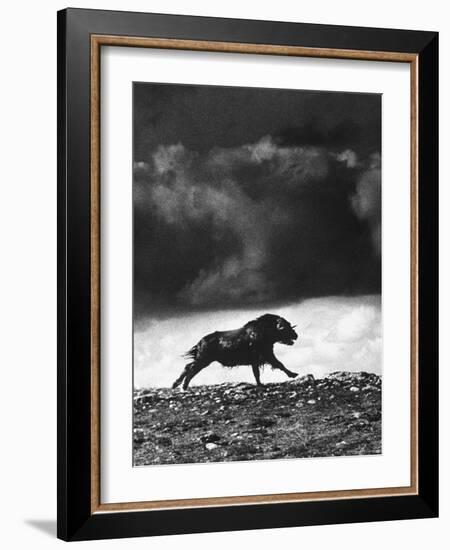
133, 371, 382, 466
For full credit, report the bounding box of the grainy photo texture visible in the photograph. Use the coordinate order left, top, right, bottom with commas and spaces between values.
133, 83, 382, 466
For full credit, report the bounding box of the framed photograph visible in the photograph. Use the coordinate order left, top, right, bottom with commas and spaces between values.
57, 8, 438, 541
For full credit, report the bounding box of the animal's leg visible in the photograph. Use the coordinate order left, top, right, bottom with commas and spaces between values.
251, 364, 263, 386
182, 362, 209, 390
270, 358, 297, 379
172, 362, 195, 389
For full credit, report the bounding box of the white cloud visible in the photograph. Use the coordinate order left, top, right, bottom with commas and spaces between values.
335, 149, 359, 168
329, 304, 379, 343
350, 154, 382, 255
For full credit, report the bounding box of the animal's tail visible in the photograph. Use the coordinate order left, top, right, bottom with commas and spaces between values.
183, 345, 198, 360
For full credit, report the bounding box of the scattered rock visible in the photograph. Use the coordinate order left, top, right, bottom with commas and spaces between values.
291, 374, 315, 386
250, 417, 276, 428
133, 428, 145, 444
133, 371, 382, 466
200, 432, 221, 444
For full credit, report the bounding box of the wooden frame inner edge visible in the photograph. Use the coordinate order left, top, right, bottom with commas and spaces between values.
90, 35, 419, 514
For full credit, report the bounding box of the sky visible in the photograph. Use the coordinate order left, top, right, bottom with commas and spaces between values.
132, 82, 382, 387
134, 296, 381, 388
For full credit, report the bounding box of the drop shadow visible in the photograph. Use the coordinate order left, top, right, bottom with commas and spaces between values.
25, 519, 56, 538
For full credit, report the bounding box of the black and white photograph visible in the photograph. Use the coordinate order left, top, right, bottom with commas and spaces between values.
132, 82, 382, 466
0, 0, 443, 545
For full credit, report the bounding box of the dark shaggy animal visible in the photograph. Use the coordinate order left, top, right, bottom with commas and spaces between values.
172, 314, 299, 389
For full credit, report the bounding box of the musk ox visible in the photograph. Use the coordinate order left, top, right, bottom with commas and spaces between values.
172, 314, 299, 389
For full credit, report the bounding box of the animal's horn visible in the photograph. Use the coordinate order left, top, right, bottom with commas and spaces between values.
291, 324, 297, 329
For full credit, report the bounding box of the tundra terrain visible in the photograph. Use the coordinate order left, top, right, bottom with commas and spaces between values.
133, 371, 381, 466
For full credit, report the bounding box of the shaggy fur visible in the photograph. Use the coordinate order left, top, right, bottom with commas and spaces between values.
172, 314, 299, 389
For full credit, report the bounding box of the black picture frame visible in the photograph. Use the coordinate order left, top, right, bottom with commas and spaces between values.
57, 7, 438, 541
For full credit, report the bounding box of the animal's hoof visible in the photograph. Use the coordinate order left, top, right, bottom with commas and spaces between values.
288, 372, 298, 378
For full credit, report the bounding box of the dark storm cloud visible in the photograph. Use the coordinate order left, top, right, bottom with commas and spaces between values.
276, 119, 361, 148
133, 83, 381, 320
133, 83, 381, 157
